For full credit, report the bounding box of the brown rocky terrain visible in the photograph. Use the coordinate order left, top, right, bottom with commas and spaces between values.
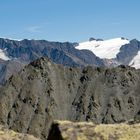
0, 125, 40, 140
0, 57, 140, 139
48, 120, 140, 140
1, 120, 140, 140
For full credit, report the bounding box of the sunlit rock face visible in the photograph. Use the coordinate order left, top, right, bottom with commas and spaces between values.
0, 58, 140, 139
48, 120, 140, 140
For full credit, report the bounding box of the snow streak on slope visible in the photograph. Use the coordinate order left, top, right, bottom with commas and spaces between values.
1, 37, 22, 41
76, 38, 129, 59
0, 49, 10, 61
129, 51, 140, 69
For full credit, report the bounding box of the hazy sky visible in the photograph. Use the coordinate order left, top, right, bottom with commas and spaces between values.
0, 0, 140, 42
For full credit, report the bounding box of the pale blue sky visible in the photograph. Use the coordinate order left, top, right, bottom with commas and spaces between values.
0, 0, 140, 42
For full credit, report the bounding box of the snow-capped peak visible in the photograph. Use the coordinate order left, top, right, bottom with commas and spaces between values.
76, 38, 130, 59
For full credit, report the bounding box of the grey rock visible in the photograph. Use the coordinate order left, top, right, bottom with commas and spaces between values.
116, 39, 140, 65
89, 37, 96, 41
0, 60, 24, 85
0, 38, 104, 67
0, 38, 104, 85
89, 37, 103, 41
0, 57, 140, 139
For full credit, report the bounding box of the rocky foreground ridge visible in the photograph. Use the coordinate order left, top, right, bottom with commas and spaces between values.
48, 120, 140, 140
0, 125, 40, 140
0, 57, 140, 139
0, 121, 140, 140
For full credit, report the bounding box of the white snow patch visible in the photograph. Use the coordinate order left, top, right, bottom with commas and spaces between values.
6, 38, 22, 41
76, 38, 130, 59
0, 49, 10, 61
129, 51, 140, 69
1, 37, 22, 41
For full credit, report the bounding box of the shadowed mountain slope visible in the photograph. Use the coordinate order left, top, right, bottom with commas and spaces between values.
0, 38, 104, 85
0, 57, 140, 139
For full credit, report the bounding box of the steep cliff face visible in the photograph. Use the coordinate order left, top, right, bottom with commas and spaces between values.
0, 60, 24, 85
0, 58, 140, 139
117, 39, 140, 65
0, 38, 140, 85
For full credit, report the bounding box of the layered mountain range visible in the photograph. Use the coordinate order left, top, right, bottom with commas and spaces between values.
0, 37, 140, 85
0, 57, 140, 139
0, 36, 140, 139
0, 38, 104, 84
76, 37, 140, 68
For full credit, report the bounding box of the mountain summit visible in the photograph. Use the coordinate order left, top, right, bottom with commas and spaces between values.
0, 57, 140, 139
76, 38, 129, 59
0, 37, 140, 85
76, 38, 140, 68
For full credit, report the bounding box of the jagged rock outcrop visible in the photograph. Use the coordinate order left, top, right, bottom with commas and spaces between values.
0, 58, 140, 139
116, 39, 140, 65
0, 38, 140, 85
48, 120, 140, 140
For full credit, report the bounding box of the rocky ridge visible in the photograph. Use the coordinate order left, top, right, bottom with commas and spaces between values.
0, 38, 104, 85
48, 120, 140, 140
0, 38, 140, 85
0, 120, 140, 140
0, 125, 40, 140
0, 57, 140, 139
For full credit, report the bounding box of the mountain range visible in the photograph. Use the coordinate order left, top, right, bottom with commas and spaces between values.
0, 37, 140, 139
0, 37, 140, 85
0, 57, 140, 139
76, 37, 140, 68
